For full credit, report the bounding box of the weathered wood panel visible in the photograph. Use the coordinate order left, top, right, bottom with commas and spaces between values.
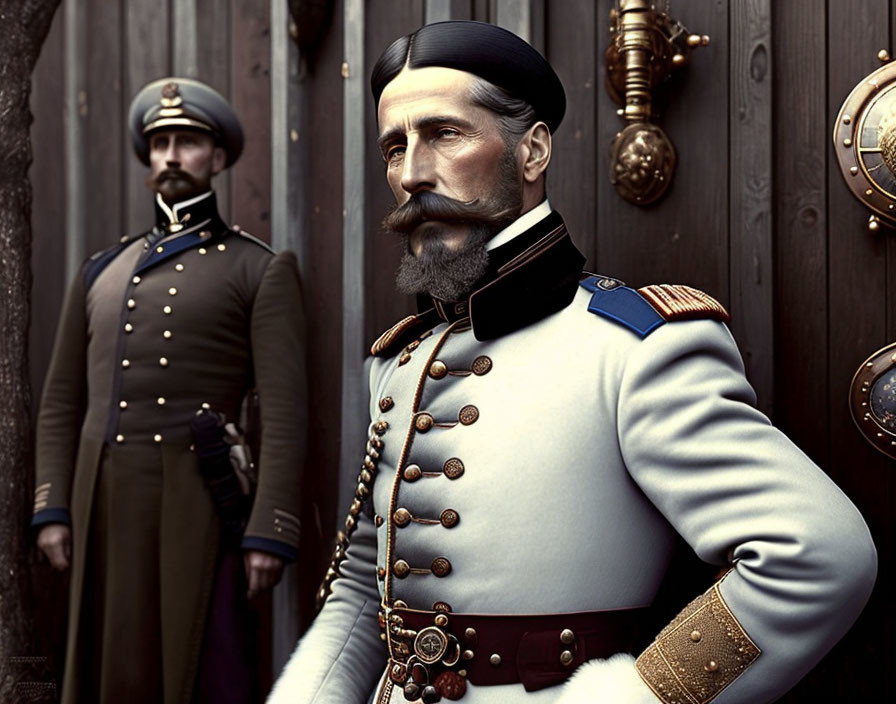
824, 1, 891, 700
773, 0, 828, 466
230, 0, 272, 242
124, 0, 171, 238
297, 0, 345, 630
729, 0, 773, 415
544, 0, 597, 265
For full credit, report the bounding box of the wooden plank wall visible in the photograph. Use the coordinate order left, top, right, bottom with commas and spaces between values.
26, 0, 893, 698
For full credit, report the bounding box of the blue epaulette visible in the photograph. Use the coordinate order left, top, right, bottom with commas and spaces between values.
579, 275, 666, 338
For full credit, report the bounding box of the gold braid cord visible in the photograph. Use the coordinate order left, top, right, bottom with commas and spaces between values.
315, 423, 386, 609
371, 315, 418, 357
635, 582, 760, 704
638, 284, 731, 324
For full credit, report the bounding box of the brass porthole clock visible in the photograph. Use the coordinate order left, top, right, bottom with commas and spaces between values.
849, 342, 896, 459
834, 50, 896, 230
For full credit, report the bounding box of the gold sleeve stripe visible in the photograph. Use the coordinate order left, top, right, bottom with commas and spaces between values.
371, 315, 418, 356
638, 284, 731, 323
635, 582, 760, 704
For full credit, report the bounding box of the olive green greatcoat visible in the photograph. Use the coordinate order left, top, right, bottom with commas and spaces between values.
33, 192, 307, 704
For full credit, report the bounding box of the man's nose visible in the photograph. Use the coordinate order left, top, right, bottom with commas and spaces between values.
164, 140, 180, 166
399, 138, 436, 195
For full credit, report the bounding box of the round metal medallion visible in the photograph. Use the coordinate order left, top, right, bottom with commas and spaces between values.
414, 626, 449, 664
849, 340, 896, 458
443, 458, 465, 479
834, 59, 896, 227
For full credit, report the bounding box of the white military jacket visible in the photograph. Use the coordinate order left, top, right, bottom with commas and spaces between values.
270, 212, 876, 704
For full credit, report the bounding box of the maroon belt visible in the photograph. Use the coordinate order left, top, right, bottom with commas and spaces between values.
381, 605, 648, 702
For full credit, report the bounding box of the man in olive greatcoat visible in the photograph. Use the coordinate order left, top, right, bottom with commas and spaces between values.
33, 77, 306, 704
269, 20, 876, 704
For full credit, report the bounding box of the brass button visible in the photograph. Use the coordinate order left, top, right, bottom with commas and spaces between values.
471, 356, 493, 375
124, 323, 133, 332
433, 601, 452, 612
463, 650, 475, 661
374, 420, 389, 435
443, 458, 465, 479
431, 557, 452, 577
560, 629, 575, 645
403, 464, 422, 482
127, 298, 136, 309
199, 247, 207, 255
175, 263, 184, 271
159, 357, 169, 367
393, 560, 410, 578
440, 509, 459, 528
458, 405, 479, 425
464, 628, 478, 644
398, 353, 411, 366
132, 275, 141, 284
163, 330, 172, 339
489, 654, 502, 666
121, 359, 130, 368
119, 400, 128, 409
393, 508, 411, 527
157, 397, 166, 406
217, 243, 226, 252
429, 360, 448, 379
168, 287, 177, 296
415, 413, 434, 432
153, 434, 162, 443
115, 434, 125, 443
704, 660, 719, 673
434, 614, 449, 627
379, 396, 394, 412
163, 305, 172, 314
690, 630, 702, 643
560, 650, 574, 667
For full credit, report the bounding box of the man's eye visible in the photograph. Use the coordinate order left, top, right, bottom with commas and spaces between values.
436, 127, 460, 139
385, 146, 405, 162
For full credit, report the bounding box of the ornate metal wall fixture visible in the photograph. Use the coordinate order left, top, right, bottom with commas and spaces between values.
850, 341, 896, 460
606, 0, 709, 205
834, 50, 896, 231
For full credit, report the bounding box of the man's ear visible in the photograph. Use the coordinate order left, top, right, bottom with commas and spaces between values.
211, 146, 227, 175
518, 122, 551, 184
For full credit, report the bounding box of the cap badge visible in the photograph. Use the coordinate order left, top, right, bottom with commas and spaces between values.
160, 82, 183, 108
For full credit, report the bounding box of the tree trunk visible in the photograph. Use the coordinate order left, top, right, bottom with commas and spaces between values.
0, 1, 62, 700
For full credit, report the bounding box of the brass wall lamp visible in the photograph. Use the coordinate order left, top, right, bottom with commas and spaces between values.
606, 0, 709, 205
834, 49, 896, 231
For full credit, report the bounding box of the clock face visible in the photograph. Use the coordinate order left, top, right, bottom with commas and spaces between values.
834, 61, 896, 225
850, 341, 896, 459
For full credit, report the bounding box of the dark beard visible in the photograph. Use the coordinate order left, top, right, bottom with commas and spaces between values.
146, 168, 207, 204
385, 149, 522, 301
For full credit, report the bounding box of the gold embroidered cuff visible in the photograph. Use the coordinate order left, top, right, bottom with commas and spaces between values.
635, 582, 760, 704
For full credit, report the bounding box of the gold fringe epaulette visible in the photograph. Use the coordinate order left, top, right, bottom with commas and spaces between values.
370, 315, 420, 357
638, 284, 731, 323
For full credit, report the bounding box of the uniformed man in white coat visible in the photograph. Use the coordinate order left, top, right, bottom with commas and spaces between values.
269, 20, 877, 704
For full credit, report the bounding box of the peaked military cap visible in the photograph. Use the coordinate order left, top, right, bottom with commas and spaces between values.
128, 77, 244, 167
371, 20, 566, 133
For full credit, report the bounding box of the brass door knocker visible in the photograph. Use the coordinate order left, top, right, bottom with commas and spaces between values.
605, 0, 709, 205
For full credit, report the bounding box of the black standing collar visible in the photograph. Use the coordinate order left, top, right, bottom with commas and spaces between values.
154, 191, 226, 236
425, 210, 586, 341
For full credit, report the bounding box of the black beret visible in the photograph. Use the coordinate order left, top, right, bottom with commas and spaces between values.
371, 20, 566, 133
128, 77, 244, 167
